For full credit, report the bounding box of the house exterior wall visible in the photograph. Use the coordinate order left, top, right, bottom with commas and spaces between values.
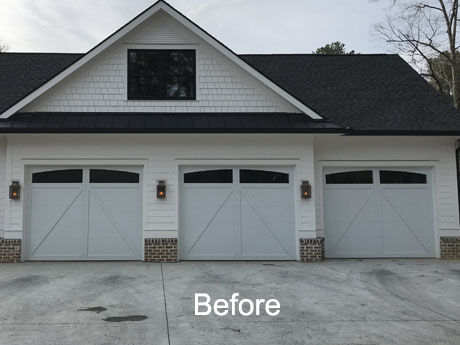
22, 11, 298, 114
1, 134, 459, 261
0, 136, 7, 238
314, 136, 460, 255
2, 133, 317, 260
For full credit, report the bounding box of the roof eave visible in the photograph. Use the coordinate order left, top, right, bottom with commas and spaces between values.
345, 130, 460, 136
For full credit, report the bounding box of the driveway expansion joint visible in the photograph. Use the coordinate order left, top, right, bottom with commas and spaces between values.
161, 263, 171, 345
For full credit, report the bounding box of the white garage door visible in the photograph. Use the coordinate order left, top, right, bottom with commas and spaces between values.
324, 168, 436, 258
180, 167, 296, 260
26, 167, 142, 261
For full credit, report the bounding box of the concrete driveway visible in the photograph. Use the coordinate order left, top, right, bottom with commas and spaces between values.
0, 260, 459, 345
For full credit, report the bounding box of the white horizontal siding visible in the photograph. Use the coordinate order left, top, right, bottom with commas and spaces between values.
126, 11, 190, 44
314, 136, 460, 238
0, 136, 6, 237
22, 11, 297, 114
4, 134, 315, 242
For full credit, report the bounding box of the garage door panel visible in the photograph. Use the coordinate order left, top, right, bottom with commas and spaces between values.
325, 188, 379, 258
381, 188, 435, 257
240, 187, 294, 259
27, 167, 142, 261
324, 167, 436, 258
90, 187, 142, 223
87, 189, 141, 259
181, 209, 239, 259
240, 195, 291, 259
181, 187, 238, 259
29, 188, 85, 260
180, 167, 295, 261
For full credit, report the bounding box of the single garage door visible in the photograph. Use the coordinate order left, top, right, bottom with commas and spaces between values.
26, 167, 142, 261
324, 167, 436, 258
180, 167, 295, 260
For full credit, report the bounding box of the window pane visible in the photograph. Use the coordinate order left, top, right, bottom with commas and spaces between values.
380, 170, 427, 184
240, 169, 289, 184
128, 49, 195, 100
326, 171, 373, 184
129, 76, 160, 98
32, 169, 83, 183
129, 51, 159, 75
90, 169, 140, 183
166, 51, 195, 76
166, 76, 194, 98
184, 170, 233, 183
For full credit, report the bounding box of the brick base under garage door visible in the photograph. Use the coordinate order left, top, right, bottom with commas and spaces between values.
440, 237, 460, 260
144, 238, 178, 262
0, 239, 21, 263
300, 238, 325, 262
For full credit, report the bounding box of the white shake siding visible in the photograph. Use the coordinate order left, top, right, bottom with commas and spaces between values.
22, 12, 298, 114
314, 136, 460, 239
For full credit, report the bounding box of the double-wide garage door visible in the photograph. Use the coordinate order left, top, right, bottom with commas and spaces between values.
26, 167, 142, 261
180, 167, 296, 260
324, 168, 436, 258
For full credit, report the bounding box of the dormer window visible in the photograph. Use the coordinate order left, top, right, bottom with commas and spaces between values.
128, 49, 196, 100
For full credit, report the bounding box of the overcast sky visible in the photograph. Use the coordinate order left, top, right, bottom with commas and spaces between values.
0, 0, 390, 54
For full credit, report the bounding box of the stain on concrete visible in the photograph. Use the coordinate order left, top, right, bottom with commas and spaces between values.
103, 315, 148, 322
262, 263, 279, 267
102, 275, 134, 285
78, 307, 107, 314
0, 275, 49, 289
222, 327, 241, 333
449, 269, 460, 276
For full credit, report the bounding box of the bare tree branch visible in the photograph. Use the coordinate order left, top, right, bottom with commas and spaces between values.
0, 40, 8, 53
374, 0, 460, 108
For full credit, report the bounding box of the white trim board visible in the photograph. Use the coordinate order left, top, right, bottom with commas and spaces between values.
0, 0, 322, 119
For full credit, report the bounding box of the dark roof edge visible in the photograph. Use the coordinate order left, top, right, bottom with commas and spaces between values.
346, 130, 460, 136
1, 129, 459, 135
0, 129, 347, 134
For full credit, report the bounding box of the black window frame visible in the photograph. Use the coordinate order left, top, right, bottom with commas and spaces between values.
325, 170, 374, 184
184, 169, 233, 184
379, 170, 427, 184
32, 169, 83, 184
239, 169, 290, 184
127, 49, 196, 101
89, 169, 140, 184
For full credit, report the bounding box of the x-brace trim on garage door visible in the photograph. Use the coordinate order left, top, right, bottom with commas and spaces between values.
180, 167, 296, 261
26, 167, 143, 261
324, 167, 436, 258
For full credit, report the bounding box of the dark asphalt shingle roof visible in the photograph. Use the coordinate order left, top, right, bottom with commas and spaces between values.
240, 54, 460, 133
0, 112, 342, 133
0, 53, 83, 114
1, 52, 460, 133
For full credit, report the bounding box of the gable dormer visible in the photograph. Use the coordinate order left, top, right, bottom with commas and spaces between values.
19, 5, 317, 116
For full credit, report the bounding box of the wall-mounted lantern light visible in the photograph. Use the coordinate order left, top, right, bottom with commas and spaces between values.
9, 181, 20, 200
157, 180, 166, 199
301, 181, 312, 199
